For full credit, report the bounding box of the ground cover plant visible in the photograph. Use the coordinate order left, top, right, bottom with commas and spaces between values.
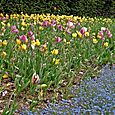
0, 13, 114, 114
36, 65, 115, 114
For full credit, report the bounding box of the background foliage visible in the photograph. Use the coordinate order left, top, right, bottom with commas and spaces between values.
0, 0, 115, 17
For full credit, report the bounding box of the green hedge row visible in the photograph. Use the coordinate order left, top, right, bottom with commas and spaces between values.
0, 0, 115, 17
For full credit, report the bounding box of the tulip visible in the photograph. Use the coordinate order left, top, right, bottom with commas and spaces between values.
31, 35, 35, 40
19, 35, 27, 42
21, 44, 27, 51
104, 42, 108, 47
36, 39, 40, 46
108, 33, 112, 38
57, 25, 63, 31
93, 39, 98, 44
67, 20, 73, 28
16, 39, 21, 45
2, 74, 8, 79
42, 20, 49, 27
0, 40, 2, 47
80, 27, 87, 35
51, 49, 59, 55
55, 37, 62, 43
31, 72, 40, 84
72, 33, 77, 38
27, 31, 33, 37
2, 40, 7, 46
1, 51, 7, 57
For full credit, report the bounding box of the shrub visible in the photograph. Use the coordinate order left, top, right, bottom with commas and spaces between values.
0, 0, 115, 17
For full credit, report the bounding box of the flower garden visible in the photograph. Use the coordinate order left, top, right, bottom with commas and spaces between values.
0, 13, 114, 114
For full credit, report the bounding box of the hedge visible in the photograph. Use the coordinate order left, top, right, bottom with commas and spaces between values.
0, 0, 115, 17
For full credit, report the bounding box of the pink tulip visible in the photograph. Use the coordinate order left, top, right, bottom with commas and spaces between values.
78, 22, 80, 26
106, 30, 111, 35
42, 20, 49, 27
27, 42, 30, 47
50, 20, 56, 27
80, 27, 87, 35
99, 31, 104, 37
67, 20, 75, 29
2, 17, 7, 20
11, 26, 19, 34
108, 33, 112, 38
66, 29, 71, 34
11, 26, 17, 31
19, 35, 27, 42
57, 25, 63, 31
101, 37, 105, 41
55, 37, 62, 43
31, 35, 35, 40
67, 20, 73, 27
13, 29, 19, 34
27, 31, 33, 37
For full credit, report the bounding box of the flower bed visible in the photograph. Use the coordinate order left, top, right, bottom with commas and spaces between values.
0, 13, 114, 114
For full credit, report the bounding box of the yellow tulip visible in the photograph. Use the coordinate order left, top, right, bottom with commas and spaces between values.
21, 44, 27, 51
66, 41, 70, 45
1, 22, 6, 26
52, 58, 60, 65
2, 40, 7, 46
21, 27, 25, 31
51, 49, 59, 55
77, 31, 82, 38
31, 40, 36, 46
0, 40, 2, 47
63, 38, 66, 42
7, 23, 10, 27
39, 26, 44, 31
93, 39, 98, 44
2, 74, 8, 79
21, 21, 27, 26
16, 39, 21, 45
97, 34, 102, 39
104, 42, 108, 47
52, 58, 56, 63
18, 46, 21, 51
55, 59, 60, 65
40, 84, 47, 88
85, 32, 89, 37
72, 33, 77, 38
1, 51, 7, 57
36, 39, 40, 46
